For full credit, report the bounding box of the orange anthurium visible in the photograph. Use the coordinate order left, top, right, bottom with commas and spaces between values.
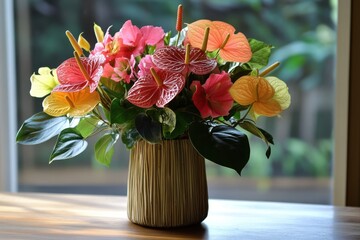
187, 20, 252, 63
43, 88, 100, 117
229, 75, 290, 118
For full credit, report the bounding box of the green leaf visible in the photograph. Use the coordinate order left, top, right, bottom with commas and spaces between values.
101, 77, 125, 99
75, 115, 104, 138
258, 127, 274, 145
95, 133, 119, 167
247, 38, 273, 69
189, 121, 250, 175
164, 31, 172, 46
121, 127, 140, 149
224, 105, 249, 121
110, 99, 143, 125
16, 112, 69, 145
239, 121, 274, 145
135, 113, 162, 143
266, 146, 271, 159
164, 111, 194, 139
50, 128, 87, 162
239, 121, 274, 159
145, 108, 184, 139
160, 107, 176, 135
227, 63, 252, 81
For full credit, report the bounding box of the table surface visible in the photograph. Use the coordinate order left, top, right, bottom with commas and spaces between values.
0, 193, 360, 240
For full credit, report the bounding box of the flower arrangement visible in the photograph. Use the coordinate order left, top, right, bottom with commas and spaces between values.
16, 5, 290, 175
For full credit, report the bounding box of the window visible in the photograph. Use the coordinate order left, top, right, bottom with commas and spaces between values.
0, 0, 17, 192
9, 0, 343, 204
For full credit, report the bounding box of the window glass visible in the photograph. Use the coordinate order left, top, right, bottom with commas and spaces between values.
16, 0, 336, 204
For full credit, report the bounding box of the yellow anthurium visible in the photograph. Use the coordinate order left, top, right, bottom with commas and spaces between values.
30, 67, 59, 98
43, 88, 100, 117
266, 76, 291, 111
229, 75, 290, 118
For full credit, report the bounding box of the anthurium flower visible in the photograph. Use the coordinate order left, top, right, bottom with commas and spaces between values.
187, 20, 252, 63
140, 25, 165, 48
103, 56, 135, 83
91, 22, 165, 63
30, 67, 59, 98
127, 69, 185, 108
91, 26, 132, 62
138, 55, 159, 78
91, 26, 117, 62
115, 20, 165, 57
191, 71, 233, 118
266, 76, 291, 112
115, 20, 145, 57
152, 46, 217, 75
54, 56, 103, 93
229, 75, 290, 118
43, 88, 100, 117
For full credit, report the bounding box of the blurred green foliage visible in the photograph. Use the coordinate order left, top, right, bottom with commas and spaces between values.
16, 0, 336, 177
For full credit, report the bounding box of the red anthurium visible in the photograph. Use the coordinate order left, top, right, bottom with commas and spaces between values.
191, 71, 233, 118
127, 69, 185, 108
54, 56, 103, 93
152, 46, 216, 75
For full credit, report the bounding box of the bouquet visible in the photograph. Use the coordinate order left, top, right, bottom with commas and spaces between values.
16, 5, 291, 175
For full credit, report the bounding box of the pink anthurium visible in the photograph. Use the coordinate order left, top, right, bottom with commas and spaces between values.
191, 71, 233, 118
127, 69, 185, 108
152, 46, 217, 75
54, 56, 103, 93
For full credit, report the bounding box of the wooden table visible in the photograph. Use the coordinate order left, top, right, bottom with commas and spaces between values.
0, 193, 359, 239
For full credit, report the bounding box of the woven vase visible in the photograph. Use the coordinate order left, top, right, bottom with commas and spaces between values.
127, 139, 208, 227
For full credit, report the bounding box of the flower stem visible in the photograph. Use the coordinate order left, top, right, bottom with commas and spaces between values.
233, 104, 253, 127
96, 85, 112, 111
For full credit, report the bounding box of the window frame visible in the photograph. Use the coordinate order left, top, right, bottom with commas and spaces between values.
345, 0, 360, 207
0, 0, 352, 206
0, 0, 18, 192
332, 0, 351, 206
